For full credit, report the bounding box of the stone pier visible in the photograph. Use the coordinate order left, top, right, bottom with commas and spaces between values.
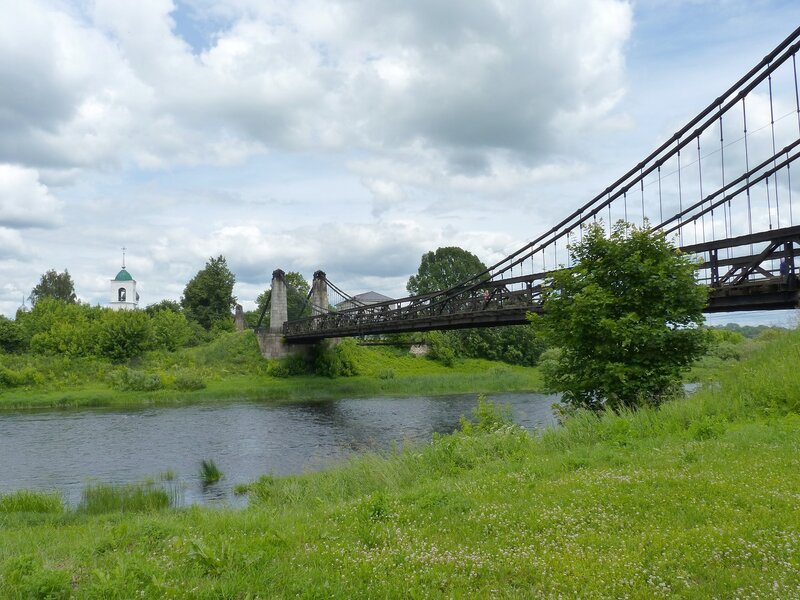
311, 270, 328, 316
256, 269, 293, 359
255, 269, 321, 360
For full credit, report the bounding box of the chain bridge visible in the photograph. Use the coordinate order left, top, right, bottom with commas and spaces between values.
257, 27, 800, 353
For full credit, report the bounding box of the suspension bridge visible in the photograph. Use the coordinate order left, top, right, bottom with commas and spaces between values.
257, 26, 800, 355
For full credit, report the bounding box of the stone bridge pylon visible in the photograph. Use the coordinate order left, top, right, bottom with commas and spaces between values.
255, 269, 329, 359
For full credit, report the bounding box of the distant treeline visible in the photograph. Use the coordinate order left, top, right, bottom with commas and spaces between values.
710, 323, 790, 339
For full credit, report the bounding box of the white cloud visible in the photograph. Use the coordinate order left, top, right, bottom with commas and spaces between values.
0, 165, 63, 228
0, 228, 26, 260
0, 0, 633, 178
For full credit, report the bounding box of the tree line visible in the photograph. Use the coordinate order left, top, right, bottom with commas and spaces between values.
0, 256, 239, 361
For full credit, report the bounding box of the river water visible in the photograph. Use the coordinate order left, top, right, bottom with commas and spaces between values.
0, 392, 557, 506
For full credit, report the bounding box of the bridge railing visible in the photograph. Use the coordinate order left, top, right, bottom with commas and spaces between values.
681, 224, 800, 289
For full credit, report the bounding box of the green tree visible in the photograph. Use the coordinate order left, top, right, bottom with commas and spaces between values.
181, 256, 236, 330
531, 222, 708, 412
407, 247, 545, 366
29, 269, 77, 305
21, 299, 102, 357
144, 299, 182, 316
407, 247, 488, 295
96, 310, 153, 362
151, 309, 192, 351
256, 271, 311, 322
0, 316, 24, 353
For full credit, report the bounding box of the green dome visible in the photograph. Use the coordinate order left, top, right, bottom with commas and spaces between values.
114, 269, 133, 281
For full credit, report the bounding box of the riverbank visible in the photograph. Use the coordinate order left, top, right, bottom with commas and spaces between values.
2, 328, 799, 597
0, 333, 543, 410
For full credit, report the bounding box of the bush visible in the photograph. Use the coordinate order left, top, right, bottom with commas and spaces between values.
314, 339, 359, 377
268, 354, 309, 378
0, 316, 25, 353
151, 309, 192, 351
427, 331, 456, 367
109, 368, 163, 392
20, 298, 102, 357
96, 310, 153, 362
458, 395, 515, 434
0, 366, 43, 388
173, 371, 206, 391
711, 341, 742, 361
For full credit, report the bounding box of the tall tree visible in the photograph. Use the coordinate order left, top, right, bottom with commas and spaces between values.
531, 222, 708, 413
406, 247, 543, 366
181, 256, 236, 330
29, 269, 77, 305
406, 247, 488, 295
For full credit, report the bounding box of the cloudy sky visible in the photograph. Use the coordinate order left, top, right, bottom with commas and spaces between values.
1, 0, 799, 326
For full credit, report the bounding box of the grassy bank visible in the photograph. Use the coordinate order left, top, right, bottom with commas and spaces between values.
2, 328, 799, 597
0, 332, 542, 410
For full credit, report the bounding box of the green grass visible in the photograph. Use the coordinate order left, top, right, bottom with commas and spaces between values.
77, 481, 177, 515
0, 334, 543, 410
1, 329, 799, 597
199, 460, 222, 485
0, 490, 63, 514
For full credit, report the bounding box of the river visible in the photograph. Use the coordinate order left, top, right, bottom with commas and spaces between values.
0, 392, 557, 507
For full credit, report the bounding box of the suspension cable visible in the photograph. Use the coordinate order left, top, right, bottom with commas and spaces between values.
743, 97, 753, 237
769, 69, 781, 227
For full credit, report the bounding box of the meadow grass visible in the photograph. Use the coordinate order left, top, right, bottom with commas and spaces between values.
1, 329, 799, 597
77, 481, 176, 515
0, 490, 63, 514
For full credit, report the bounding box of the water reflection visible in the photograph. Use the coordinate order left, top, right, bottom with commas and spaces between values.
0, 392, 557, 506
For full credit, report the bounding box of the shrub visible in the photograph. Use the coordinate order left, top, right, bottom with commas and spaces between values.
151, 309, 192, 351
96, 310, 153, 362
0, 316, 25, 353
458, 395, 514, 434
109, 368, 163, 392
314, 339, 359, 378
427, 331, 456, 367
20, 298, 102, 357
377, 369, 395, 380
268, 353, 309, 377
173, 371, 206, 391
531, 222, 708, 412
0, 366, 43, 388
